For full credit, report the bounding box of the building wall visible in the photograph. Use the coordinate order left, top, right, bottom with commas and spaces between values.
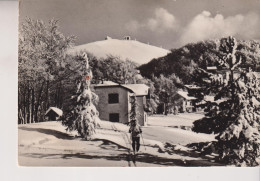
94, 87, 129, 124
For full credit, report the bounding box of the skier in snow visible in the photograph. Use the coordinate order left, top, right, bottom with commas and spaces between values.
129, 119, 142, 154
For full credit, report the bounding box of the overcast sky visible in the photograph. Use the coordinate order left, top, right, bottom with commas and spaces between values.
19, 0, 260, 49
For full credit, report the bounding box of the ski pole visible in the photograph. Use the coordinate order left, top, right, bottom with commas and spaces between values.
141, 133, 146, 151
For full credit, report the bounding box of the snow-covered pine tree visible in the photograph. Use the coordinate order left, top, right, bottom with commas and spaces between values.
62, 53, 100, 140
130, 95, 137, 123
193, 36, 260, 166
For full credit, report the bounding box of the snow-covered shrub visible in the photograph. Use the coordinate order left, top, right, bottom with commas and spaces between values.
130, 95, 137, 122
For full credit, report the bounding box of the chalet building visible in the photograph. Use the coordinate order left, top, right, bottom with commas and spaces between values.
45, 107, 63, 121
172, 90, 197, 113
94, 81, 150, 126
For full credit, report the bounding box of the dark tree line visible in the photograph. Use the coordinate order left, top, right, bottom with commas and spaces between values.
139, 39, 260, 85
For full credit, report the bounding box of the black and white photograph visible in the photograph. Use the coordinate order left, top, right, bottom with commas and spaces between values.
17, 0, 260, 167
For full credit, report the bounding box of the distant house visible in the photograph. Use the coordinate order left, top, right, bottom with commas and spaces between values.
94, 81, 149, 126
45, 107, 63, 121
173, 91, 197, 113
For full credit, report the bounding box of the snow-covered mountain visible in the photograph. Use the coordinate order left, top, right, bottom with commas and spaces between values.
68, 36, 170, 65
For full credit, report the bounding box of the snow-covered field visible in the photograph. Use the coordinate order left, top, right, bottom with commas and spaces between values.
147, 113, 204, 127
18, 115, 221, 167
145, 113, 215, 145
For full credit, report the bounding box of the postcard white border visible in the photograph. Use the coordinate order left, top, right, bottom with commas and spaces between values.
0, 1, 259, 181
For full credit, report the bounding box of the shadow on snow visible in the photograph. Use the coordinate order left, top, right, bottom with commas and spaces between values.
19, 127, 74, 140
22, 151, 222, 166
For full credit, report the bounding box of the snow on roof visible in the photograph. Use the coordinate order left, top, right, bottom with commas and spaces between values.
203, 96, 228, 104
121, 84, 149, 96
184, 85, 201, 89
94, 81, 119, 87
94, 81, 149, 96
207, 66, 217, 70
177, 91, 196, 100
45, 107, 63, 117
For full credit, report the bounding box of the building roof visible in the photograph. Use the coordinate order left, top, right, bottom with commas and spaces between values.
45, 107, 63, 117
94, 81, 149, 96
177, 91, 196, 100
121, 84, 149, 96
94, 81, 119, 87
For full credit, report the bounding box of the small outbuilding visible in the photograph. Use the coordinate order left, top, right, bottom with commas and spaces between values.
45, 107, 63, 121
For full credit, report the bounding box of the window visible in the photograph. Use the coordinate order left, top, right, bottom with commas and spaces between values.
109, 113, 119, 122
108, 93, 119, 104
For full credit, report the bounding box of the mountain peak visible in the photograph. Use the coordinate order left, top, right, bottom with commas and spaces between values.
68, 37, 170, 65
